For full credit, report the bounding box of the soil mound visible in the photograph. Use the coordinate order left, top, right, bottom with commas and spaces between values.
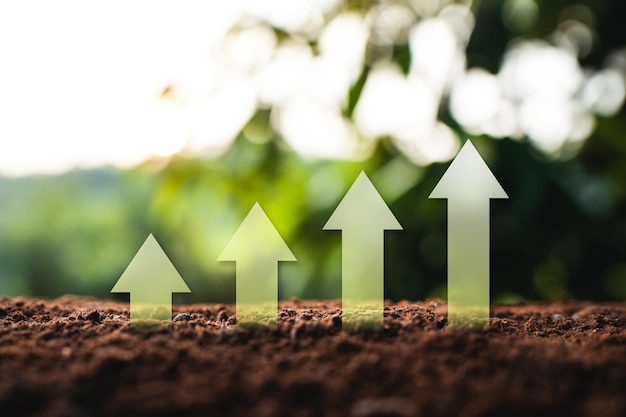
1, 296, 625, 417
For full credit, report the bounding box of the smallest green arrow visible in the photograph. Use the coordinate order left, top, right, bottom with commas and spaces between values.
111, 234, 191, 329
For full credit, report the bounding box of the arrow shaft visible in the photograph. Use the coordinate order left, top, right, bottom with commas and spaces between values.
236, 261, 278, 328
342, 230, 385, 330
129, 293, 173, 326
447, 199, 491, 329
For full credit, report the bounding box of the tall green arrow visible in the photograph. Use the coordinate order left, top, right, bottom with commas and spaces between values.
218, 203, 296, 329
111, 234, 191, 329
324, 171, 402, 331
429, 141, 508, 330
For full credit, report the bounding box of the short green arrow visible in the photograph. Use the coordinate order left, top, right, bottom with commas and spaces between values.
324, 171, 402, 331
429, 141, 508, 330
111, 233, 191, 329
218, 203, 296, 329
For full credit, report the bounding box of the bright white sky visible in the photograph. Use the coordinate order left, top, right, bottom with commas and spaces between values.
0, 1, 238, 176
1, 1, 620, 176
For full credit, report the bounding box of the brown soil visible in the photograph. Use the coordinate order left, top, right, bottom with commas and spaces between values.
1, 296, 625, 417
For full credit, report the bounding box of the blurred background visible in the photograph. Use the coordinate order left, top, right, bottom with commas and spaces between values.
1, 0, 625, 303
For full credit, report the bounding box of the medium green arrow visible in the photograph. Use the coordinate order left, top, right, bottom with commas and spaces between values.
218, 203, 296, 329
111, 233, 191, 329
324, 171, 402, 331
429, 141, 508, 330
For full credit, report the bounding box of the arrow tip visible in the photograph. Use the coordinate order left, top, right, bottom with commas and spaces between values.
429, 140, 508, 200
111, 233, 191, 294
218, 203, 296, 262
324, 171, 402, 231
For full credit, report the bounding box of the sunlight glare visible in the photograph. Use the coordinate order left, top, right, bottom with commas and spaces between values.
273, 97, 360, 159
257, 42, 314, 107
367, 3, 415, 46
582, 68, 626, 117
187, 80, 257, 156
519, 98, 575, 154
222, 26, 277, 77
500, 42, 583, 100
318, 13, 369, 86
409, 17, 465, 96
497, 40, 592, 155
395, 121, 460, 166
144, 101, 190, 157
450, 68, 501, 132
354, 63, 437, 141
240, 0, 327, 36
0, 0, 240, 176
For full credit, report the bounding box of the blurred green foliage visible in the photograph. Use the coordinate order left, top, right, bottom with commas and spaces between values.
2, 130, 626, 303
1, 0, 626, 303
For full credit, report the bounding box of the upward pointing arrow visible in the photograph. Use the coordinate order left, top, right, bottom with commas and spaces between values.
429, 140, 508, 329
218, 203, 296, 329
324, 171, 402, 330
111, 234, 191, 329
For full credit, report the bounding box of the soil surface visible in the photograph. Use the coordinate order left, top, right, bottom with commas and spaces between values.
1, 296, 625, 417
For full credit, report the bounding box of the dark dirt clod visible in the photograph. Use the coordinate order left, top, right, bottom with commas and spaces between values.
1, 297, 625, 417
11, 311, 25, 322
85, 310, 101, 323
173, 313, 193, 322
216, 310, 229, 322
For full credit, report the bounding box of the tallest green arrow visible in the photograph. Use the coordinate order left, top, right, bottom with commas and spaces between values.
429, 141, 508, 330
324, 171, 402, 330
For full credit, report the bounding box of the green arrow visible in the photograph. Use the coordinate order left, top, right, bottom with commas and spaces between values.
324, 171, 402, 331
111, 234, 191, 329
218, 203, 296, 329
429, 141, 508, 330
